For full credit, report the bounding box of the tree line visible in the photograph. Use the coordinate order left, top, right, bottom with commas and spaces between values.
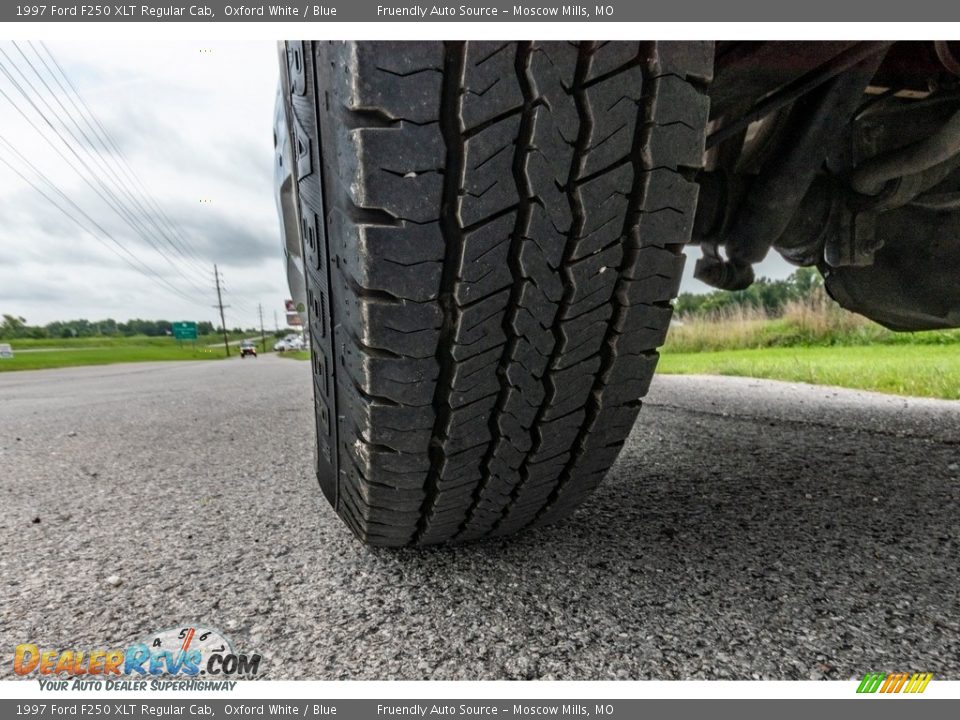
674, 267, 824, 317
1, 315, 230, 339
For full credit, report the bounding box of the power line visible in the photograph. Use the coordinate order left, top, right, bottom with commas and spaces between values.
12, 41, 211, 282
0, 45, 211, 292
0, 47, 212, 297
27, 41, 211, 274
0, 136, 207, 306
35, 41, 210, 271
211, 264, 259, 318
0, 43, 268, 323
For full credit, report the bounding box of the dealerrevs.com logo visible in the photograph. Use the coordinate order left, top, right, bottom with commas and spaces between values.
14, 626, 261, 691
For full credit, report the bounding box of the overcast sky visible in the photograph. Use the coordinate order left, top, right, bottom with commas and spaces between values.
0, 40, 282, 329
0, 40, 794, 328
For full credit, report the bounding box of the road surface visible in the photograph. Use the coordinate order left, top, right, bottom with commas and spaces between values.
1, 357, 958, 680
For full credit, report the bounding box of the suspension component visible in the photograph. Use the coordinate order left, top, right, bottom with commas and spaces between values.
695, 51, 887, 290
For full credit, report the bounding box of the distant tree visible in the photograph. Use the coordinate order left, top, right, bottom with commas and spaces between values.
115, 319, 171, 336
0, 314, 27, 339
792, 266, 823, 294
674, 268, 825, 318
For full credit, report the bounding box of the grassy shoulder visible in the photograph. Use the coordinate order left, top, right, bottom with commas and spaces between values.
277, 350, 310, 361
0, 331, 287, 372
667, 299, 960, 353
0, 342, 230, 371
660, 341, 960, 400
658, 290, 960, 400
8, 332, 252, 350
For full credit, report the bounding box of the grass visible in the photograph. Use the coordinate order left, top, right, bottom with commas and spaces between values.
0, 334, 272, 371
659, 345, 960, 400
277, 350, 310, 361
0, 343, 230, 371
666, 293, 960, 353
660, 292, 960, 399
7, 332, 254, 350
0, 331, 284, 372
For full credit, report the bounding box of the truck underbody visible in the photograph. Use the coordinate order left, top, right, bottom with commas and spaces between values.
695, 40, 960, 330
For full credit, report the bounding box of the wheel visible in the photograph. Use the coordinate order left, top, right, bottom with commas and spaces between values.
282, 41, 712, 546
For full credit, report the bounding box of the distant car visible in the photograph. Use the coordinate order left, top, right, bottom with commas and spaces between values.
274, 335, 304, 352
239, 340, 257, 358
0, 343, 12, 359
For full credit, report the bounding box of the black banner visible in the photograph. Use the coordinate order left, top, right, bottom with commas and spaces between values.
3, 0, 960, 22
3, 699, 960, 720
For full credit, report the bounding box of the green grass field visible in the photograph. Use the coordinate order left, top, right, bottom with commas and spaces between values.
0, 334, 266, 372
657, 292, 960, 400
659, 344, 960, 400
277, 350, 310, 361
7, 333, 252, 350
0, 344, 229, 371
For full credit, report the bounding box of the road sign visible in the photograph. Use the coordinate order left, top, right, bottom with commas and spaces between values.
172, 321, 198, 340
285, 299, 305, 326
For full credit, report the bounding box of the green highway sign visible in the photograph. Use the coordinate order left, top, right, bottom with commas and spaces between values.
172, 321, 198, 340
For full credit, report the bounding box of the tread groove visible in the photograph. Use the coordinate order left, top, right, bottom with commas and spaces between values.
414, 41, 468, 545
458, 42, 535, 539
490, 41, 597, 535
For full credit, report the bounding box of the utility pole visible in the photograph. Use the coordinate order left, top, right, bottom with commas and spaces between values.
274, 310, 279, 333
258, 303, 267, 353
213, 264, 230, 358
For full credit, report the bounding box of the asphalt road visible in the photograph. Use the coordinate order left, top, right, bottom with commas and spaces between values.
1, 356, 958, 680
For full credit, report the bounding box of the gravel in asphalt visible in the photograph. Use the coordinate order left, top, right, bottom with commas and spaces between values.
1, 357, 958, 680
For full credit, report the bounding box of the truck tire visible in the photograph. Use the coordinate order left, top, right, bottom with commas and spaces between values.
283, 41, 712, 546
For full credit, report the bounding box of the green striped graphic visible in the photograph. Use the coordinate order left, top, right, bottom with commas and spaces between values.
857, 673, 886, 693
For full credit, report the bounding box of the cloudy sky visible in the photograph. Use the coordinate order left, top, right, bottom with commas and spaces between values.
0, 40, 282, 329
0, 40, 793, 328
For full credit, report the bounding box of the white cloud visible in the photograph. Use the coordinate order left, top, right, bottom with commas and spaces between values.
0, 40, 284, 328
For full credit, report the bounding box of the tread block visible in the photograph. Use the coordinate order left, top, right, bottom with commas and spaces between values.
463, 42, 523, 130
350, 42, 444, 123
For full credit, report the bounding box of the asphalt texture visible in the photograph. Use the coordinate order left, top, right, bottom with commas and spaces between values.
1, 356, 958, 680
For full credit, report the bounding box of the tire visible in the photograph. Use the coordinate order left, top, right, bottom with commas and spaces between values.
283, 41, 712, 546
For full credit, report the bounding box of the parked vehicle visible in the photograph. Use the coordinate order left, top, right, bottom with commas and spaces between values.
276, 40, 960, 546
284, 335, 304, 351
